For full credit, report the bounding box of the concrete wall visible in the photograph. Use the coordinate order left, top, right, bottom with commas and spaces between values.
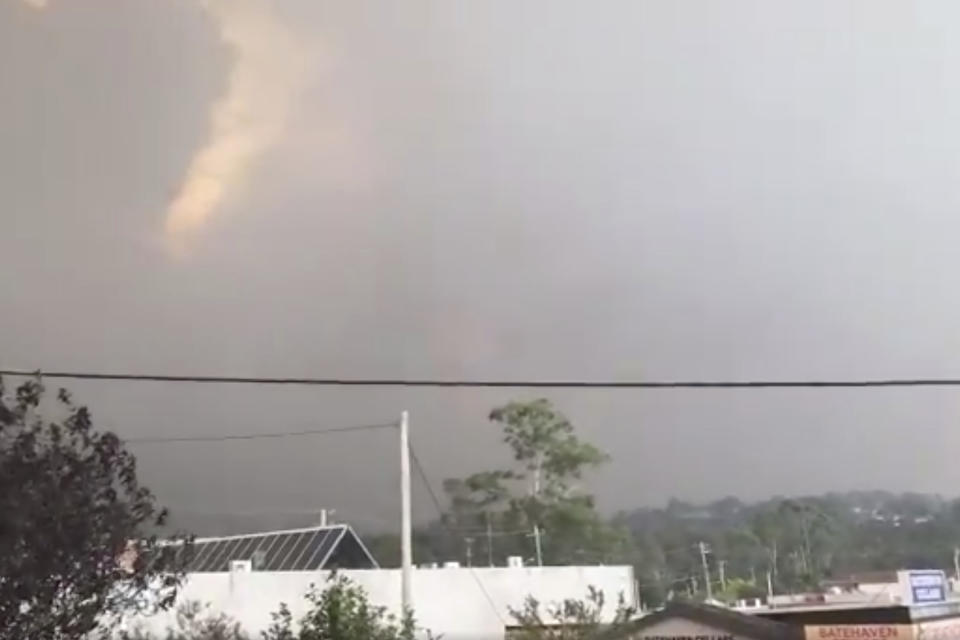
121, 566, 635, 640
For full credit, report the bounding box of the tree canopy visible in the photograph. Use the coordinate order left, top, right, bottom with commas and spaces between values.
0, 376, 188, 638
442, 398, 624, 567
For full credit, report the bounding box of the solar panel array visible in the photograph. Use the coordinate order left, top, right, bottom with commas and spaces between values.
186, 525, 345, 572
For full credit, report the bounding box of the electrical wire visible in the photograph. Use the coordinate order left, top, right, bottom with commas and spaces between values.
408, 439, 507, 626
6, 368, 960, 388
126, 421, 397, 444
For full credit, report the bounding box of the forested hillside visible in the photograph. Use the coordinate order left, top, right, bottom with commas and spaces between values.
366, 490, 960, 607
615, 490, 958, 605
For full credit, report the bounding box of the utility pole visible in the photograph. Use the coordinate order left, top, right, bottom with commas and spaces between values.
698, 542, 713, 601
465, 537, 474, 568
532, 454, 544, 567
486, 512, 494, 567
533, 524, 544, 567
400, 411, 413, 612
766, 571, 774, 600
953, 547, 959, 582
718, 559, 727, 591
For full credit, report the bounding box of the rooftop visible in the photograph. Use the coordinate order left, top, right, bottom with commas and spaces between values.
183, 524, 378, 572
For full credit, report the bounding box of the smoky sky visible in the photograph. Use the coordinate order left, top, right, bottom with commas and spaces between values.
4, 0, 960, 533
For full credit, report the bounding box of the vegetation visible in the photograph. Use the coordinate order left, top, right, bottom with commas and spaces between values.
262, 572, 423, 640
508, 586, 634, 640
617, 491, 959, 606
370, 489, 960, 609
122, 573, 429, 640
7, 380, 959, 637
441, 399, 627, 566
120, 601, 248, 640
0, 377, 189, 639
366, 399, 960, 608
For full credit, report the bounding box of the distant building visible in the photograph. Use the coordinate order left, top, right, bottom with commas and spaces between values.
760, 570, 949, 610
740, 570, 960, 640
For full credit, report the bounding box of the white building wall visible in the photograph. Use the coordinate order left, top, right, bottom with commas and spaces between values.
122, 566, 635, 640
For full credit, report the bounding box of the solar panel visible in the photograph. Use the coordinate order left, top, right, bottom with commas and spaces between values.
187, 540, 218, 571
197, 539, 227, 572
206, 537, 242, 572
262, 531, 302, 571
279, 530, 317, 571
219, 537, 252, 571
183, 525, 373, 573
305, 529, 340, 569
255, 534, 283, 568
230, 536, 260, 564
296, 529, 331, 570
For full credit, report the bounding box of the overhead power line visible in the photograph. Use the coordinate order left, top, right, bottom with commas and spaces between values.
4, 368, 960, 388
408, 441, 448, 525
126, 422, 396, 445
408, 439, 506, 625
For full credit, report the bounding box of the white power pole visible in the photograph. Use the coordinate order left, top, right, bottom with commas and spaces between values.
698, 542, 713, 601
486, 512, 494, 567
400, 411, 413, 612
718, 559, 727, 591
533, 524, 544, 567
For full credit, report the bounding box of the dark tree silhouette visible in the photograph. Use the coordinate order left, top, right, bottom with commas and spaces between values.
0, 376, 189, 639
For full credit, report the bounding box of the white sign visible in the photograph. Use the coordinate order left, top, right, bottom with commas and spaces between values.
903, 570, 946, 604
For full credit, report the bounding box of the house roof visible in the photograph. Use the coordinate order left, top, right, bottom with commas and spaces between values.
183, 524, 378, 572
603, 601, 802, 640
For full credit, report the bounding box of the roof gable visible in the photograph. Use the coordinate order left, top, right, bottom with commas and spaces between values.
605, 602, 801, 640
184, 524, 377, 572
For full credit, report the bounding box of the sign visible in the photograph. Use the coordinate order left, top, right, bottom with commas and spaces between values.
915, 619, 960, 640
806, 626, 913, 640
907, 571, 946, 604
806, 620, 960, 640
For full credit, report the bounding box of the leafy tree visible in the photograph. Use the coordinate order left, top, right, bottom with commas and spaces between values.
489, 399, 608, 504
508, 586, 634, 640
444, 399, 613, 565
778, 500, 835, 585
262, 572, 430, 640
442, 471, 512, 532
363, 525, 458, 568
118, 601, 249, 640
0, 376, 189, 639
740, 507, 783, 588
713, 578, 765, 605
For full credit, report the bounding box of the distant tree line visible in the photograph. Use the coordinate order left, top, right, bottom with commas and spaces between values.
364, 399, 960, 608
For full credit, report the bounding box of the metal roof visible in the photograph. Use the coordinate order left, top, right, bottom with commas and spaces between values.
183, 524, 378, 572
